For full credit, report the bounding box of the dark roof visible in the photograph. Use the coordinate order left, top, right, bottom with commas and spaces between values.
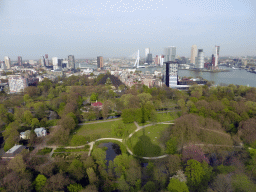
97, 74, 124, 88
1, 145, 26, 159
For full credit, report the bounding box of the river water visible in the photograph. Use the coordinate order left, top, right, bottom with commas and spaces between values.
77, 63, 256, 87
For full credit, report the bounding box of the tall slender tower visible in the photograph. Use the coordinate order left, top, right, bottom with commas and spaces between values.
195, 49, 204, 69
18, 56, 22, 66
4, 56, 11, 69
215, 46, 220, 67
190, 45, 198, 64
68, 55, 75, 69
145, 48, 150, 59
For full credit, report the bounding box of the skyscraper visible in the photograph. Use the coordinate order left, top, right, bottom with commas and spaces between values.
145, 48, 150, 58
97, 56, 103, 69
164, 46, 176, 62
215, 46, 220, 67
68, 55, 75, 69
190, 45, 198, 64
45, 54, 49, 66
52, 57, 59, 70
195, 49, 204, 69
18, 56, 22, 66
4, 56, 10, 69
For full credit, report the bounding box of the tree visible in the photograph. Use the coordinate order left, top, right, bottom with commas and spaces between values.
91, 148, 106, 169
86, 167, 99, 184
67, 184, 83, 192
8, 154, 26, 174
232, 174, 256, 192
90, 92, 98, 102
167, 178, 189, 192
43, 173, 70, 192
117, 175, 130, 192
182, 144, 209, 164
4, 129, 19, 151
68, 159, 85, 181
212, 174, 232, 192
111, 121, 127, 137
185, 159, 205, 191
34, 174, 47, 192
143, 181, 156, 192
166, 137, 178, 154
31, 118, 40, 128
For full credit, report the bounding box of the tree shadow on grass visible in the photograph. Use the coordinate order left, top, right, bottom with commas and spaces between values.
133, 129, 162, 157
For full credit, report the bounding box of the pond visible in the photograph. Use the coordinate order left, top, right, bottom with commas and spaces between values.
98, 142, 121, 165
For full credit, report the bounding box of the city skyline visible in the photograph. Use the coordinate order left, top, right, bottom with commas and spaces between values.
0, 0, 256, 59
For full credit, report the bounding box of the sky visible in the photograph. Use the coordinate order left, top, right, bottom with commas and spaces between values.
0, 0, 255, 60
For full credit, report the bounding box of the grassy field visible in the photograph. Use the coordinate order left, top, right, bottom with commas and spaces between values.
156, 112, 179, 122
127, 124, 170, 157
69, 120, 137, 146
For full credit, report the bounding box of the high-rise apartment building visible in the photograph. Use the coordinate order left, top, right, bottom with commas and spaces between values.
40, 56, 45, 67
97, 56, 103, 69
164, 46, 176, 62
68, 55, 75, 69
163, 61, 178, 87
4, 56, 11, 69
18, 56, 22, 66
195, 49, 204, 69
190, 45, 198, 64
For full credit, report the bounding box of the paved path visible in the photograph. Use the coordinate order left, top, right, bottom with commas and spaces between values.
78, 119, 120, 126
44, 120, 243, 161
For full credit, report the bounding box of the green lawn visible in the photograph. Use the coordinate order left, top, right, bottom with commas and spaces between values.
156, 112, 178, 122
127, 124, 170, 157
69, 120, 137, 146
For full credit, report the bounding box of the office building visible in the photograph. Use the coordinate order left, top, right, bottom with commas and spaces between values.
97, 56, 103, 69
190, 45, 198, 64
52, 57, 59, 70
68, 55, 75, 69
4, 56, 11, 69
164, 46, 176, 62
146, 53, 153, 64
40, 56, 45, 67
145, 48, 150, 58
18, 56, 22, 66
215, 46, 220, 67
45, 54, 49, 66
155, 55, 159, 65
8, 75, 28, 93
163, 61, 178, 87
160, 55, 164, 66
195, 49, 204, 69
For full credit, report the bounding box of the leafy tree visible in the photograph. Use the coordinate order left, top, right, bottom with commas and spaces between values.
86, 167, 99, 184
4, 129, 19, 151
232, 174, 256, 192
91, 148, 106, 169
31, 118, 40, 128
211, 174, 232, 192
182, 144, 209, 164
68, 159, 85, 181
167, 178, 189, 192
8, 154, 26, 174
117, 175, 130, 191
34, 174, 47, 192
111, 121, 127, 137
143, 181, 156, 192
43, 173, 70, 191
185, 159, 205, 191
67, 184, 83, 192
166, 137, 178, 154
90, 92, 98, 102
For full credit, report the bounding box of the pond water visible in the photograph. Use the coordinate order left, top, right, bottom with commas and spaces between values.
98, 142, 121, 165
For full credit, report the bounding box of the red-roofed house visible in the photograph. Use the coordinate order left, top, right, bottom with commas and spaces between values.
91, 101, 103, 109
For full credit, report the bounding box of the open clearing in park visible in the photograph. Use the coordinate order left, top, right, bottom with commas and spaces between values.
127, 124, 170, 157
69, 119, 137, 145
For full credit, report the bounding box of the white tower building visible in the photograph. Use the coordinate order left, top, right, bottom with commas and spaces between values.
195, 49, 204, 69
164, 46, 176, 62
145, 48, 150, 59
52, 57, 59, 70
4, 56, 11, 69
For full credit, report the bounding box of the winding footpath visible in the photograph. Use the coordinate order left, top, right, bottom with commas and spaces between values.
43, 119, 243, 161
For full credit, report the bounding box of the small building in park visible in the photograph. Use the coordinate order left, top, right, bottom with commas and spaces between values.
20, 130, 31, 139
34, 127, 47, 137
1, 145, 26, 159
91, 101, 103, 110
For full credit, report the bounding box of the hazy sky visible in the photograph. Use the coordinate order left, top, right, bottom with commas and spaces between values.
0, 0, 255, 60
